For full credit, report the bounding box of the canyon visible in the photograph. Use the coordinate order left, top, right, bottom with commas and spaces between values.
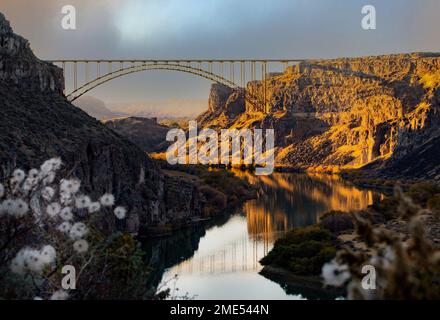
198, 53, 440, 183
0, 12, 202, 234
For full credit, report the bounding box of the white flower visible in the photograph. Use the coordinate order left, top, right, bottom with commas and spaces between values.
41, 187, 55, 201
69, 222, 88, 240
10, 254, 25, 275
42, 172, 56, 185
40, 158, 62, 174
12, 169, 26, 183
2, 199, 18, 216
0, 199, 27, 217
46, 202, 61, 218
60, 178, 80, 195
50, 290, 69, 301
28, 169, 39, 180
40, 245, 56, 264
75, 195, 91, 209
13, 247, 53, 275
88, 202, 101, 213
14, 199, 29, 218
322, 259, 351, 287
22, 178, 37, 192
24, 249, 45, 274
0, 183, 4, 198
59, 207, 73, 221
60, 191, 73, 206
114, 206, 127, 220
100, 193, 115, 207
57, 221, 72, 234
73, 239, 89, 254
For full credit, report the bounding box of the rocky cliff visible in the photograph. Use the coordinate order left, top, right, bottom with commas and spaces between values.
198, 54, 440, 182
0, 12, 201, 233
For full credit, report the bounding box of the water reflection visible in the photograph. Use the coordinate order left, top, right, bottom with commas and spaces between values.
157, 172, 380, 300
241, 172, 379, 241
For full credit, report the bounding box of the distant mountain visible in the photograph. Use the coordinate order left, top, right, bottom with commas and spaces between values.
73, 96, 126, 120
107, 99, 207, 119
104, 117, 171, 153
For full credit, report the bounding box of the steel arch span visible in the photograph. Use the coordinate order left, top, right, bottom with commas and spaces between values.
48, 59, 304, 113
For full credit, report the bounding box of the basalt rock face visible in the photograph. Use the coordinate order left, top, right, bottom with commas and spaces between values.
198, 54, 440, 182
197, 83, 245, 128
0, 13, 201, 233
0, 13, 63, 93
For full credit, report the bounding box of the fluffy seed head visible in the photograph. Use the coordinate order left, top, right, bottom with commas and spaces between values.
59, 207, 73, 221
12, 169, 26, 183
41, 187, 55, 201
75, 195, 91, 209
60, 179, 81, 195
46, 202, 61, 218
88, 202, 101, 213
40, 245, 56, 264
14, 199, 29, 218
69, 222, 88, 240
114, 206, 127, 220
57, 221, 72, 234
73, 239, 89, 254
100, 193, 115, 207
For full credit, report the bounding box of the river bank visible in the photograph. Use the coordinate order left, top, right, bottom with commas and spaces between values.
257, 181, 440, 299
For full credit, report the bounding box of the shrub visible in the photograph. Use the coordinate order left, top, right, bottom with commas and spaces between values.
322, 187, 440, 300
370, 197, 400, 220
427, 194, 440, 212
0, 158, 150, 300
199, 185, 227, 213
406, 182, 440, 206
260, 225, 336, 276
320, 210, 354, 234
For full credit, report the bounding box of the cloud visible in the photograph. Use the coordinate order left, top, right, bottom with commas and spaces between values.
1, 0, 440, 104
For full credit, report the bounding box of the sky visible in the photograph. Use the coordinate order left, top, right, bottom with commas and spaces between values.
1, 0, 439, 112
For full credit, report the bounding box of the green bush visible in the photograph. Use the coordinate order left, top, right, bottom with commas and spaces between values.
260, 225, 336, 276
320, 210, 354, 233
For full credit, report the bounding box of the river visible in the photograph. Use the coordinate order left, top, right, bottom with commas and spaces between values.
152, 172, 381, 300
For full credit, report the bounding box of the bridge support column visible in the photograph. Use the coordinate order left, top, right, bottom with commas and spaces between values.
73, 61, 77, 91
261, 61, 269, 113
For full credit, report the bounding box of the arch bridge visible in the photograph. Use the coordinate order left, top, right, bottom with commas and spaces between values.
48, 59, 304, 113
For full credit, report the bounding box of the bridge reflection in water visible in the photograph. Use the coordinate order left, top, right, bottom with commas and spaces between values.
160, 172, 380, 284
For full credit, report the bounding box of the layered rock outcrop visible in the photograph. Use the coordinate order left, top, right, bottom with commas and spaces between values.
197, 83, 245, 128
198, 54, 440, 182
0, 13, 63, 93
0, 12, 201, 233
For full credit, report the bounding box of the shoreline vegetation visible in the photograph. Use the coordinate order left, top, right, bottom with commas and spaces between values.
259, 181, 440, 299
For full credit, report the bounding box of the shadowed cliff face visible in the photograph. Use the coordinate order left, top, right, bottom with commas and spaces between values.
103, 117, 171, 153
0, 12, 202, 233
198, 54, 440, 182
